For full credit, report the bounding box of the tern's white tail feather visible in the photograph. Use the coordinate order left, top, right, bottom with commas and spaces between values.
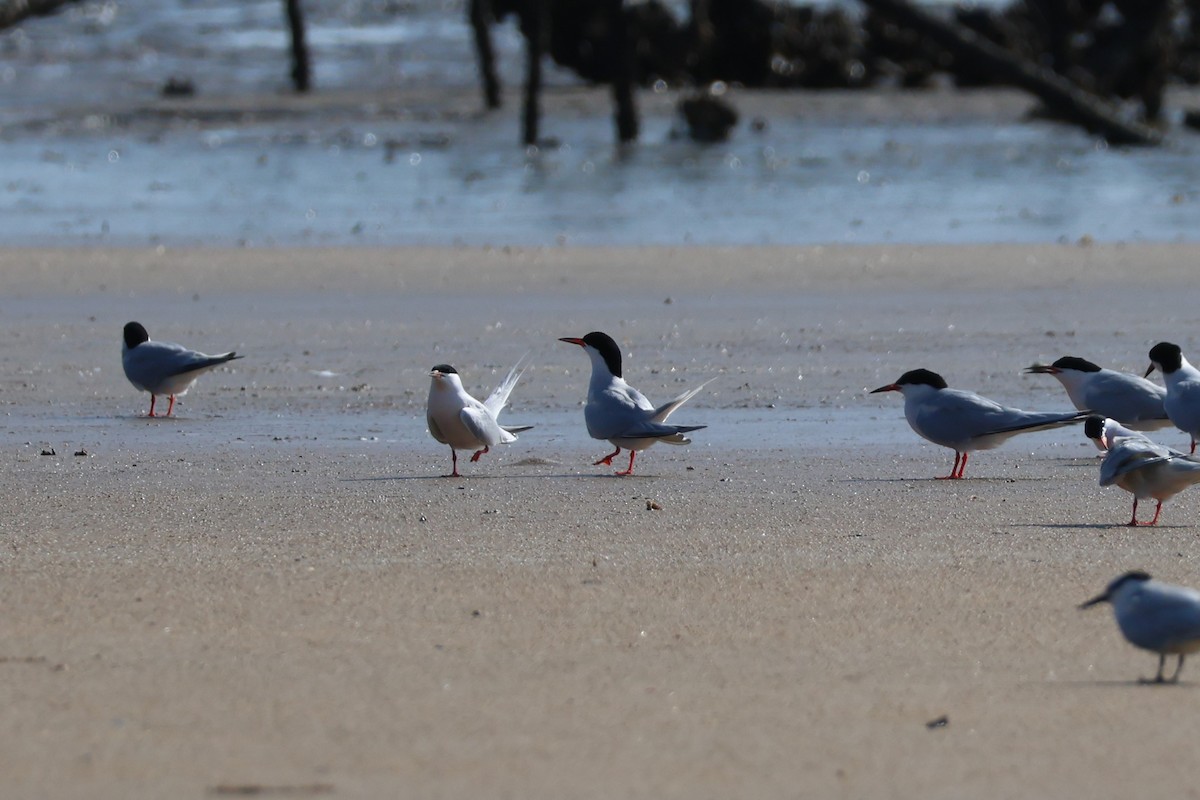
499, 423, 534, 443
483, 354, 530, 418
651, 377, 715, 424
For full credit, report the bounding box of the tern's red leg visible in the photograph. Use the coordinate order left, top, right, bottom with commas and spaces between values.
1126, 497, 1141, 527
147, 395, 157, 418
166, 395, 176, 417
1192, 439, 1197, 455
594, 446, 621, 467
470, 445, 489, 463
1148, 500, 1163, 526
937, 451, 965, 480
614, 450, 637, 476
444, 448, 461, 478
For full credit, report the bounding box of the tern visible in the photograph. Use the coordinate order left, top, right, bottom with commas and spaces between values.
121, 321, 242, 417
1080, 571, 1200, 683
1025, 356, 1169, 434
426, 360, 533, 478
559, 331, 710, 475
871, 368, 1087, 479
1083, 415, 1200, 526
1145, 342, 1200, 454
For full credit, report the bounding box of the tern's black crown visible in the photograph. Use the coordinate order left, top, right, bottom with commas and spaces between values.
1052, 356, 1102, 373
582, 331, 623, 378
123, 321, 149, 349
430, 364, 458, 375
1107, 570, 1152, 593
1083, 415, 1107, 440
1149, 342, 1183, 374
895, 368, 948, 390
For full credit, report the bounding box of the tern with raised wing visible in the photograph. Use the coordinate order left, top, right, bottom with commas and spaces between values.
1083, 415, 1200, 526
426, 360, 533, 478
121, 321, 242, 417
871, 368, 1087, 479
559, 331, 710, 475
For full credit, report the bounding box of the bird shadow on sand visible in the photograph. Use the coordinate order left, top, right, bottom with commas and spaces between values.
1050, 678, 1199, 689
1009, 522, 1188, 530
850, 476, 1053, 484
341, 472, 666, 483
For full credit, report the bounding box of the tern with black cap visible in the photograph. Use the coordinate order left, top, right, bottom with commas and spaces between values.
1025, 356, 1168, 435
426, 359, 533, 478
1083, 414, 1200, 526
1080, 571, 1200, 683
871, 368, 1087, 479
1145, 341, 1200, 454
121, 321, 242, 417
559, 331, 711, 476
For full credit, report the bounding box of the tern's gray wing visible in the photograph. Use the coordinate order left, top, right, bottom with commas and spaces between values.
124, 340, 239, 387
616, 420, 706, 440
1087, 371, 1169, 423
1120, 585, 1200, 652
911, 390, 1037, 440
1099, 439, 1176, 486
1164, 378, 1200, 435
460, 406, 510, 446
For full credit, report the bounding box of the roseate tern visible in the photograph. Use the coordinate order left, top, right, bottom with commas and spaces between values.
1145, 342, 1200, 454
426, 360, 533, 478
1080, 571, 1200, 683
1025, 356, 1169, 434
121, 321, 242, 417
559, 331, 710, 475
1083, 415, 1200, 526
871, 368, 1087, 479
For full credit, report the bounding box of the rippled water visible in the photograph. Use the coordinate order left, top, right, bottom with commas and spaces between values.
1, 0, 1197, 247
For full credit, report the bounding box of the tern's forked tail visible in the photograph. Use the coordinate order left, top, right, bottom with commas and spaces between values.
483, 353, 531, 418
651, 377, 716, 424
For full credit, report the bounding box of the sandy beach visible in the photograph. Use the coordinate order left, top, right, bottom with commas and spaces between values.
4, 243, 1200, 798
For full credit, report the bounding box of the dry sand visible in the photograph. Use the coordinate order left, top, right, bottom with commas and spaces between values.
3, 243, 1200, 798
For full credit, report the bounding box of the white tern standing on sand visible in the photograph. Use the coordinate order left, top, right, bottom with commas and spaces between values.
1083, 415, 1200, 526
870, 368, 1087, 479
1080, 570, 1200, 683
1025, 356, 1169, 436
121, 321, 242, 417
1145, 342, 1200, 454
559, 331, 710, 476
426, 360, 532, 478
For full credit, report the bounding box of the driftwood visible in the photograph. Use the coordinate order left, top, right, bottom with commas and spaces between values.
0, 0, 79, 28
858, 0, 1162, 146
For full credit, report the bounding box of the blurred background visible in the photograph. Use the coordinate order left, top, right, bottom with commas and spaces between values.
1, 0, 1198, 247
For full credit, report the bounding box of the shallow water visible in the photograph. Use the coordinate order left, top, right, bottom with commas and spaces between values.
1, 0, 1197, 247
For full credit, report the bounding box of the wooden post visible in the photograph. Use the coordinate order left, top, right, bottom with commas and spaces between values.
469, 0, 501, 109
608, 0, 638, 142
522, 0, 546, 145
284, 0, 311, 92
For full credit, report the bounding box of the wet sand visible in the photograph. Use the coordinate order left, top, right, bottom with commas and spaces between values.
3, 243, 1200, 798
